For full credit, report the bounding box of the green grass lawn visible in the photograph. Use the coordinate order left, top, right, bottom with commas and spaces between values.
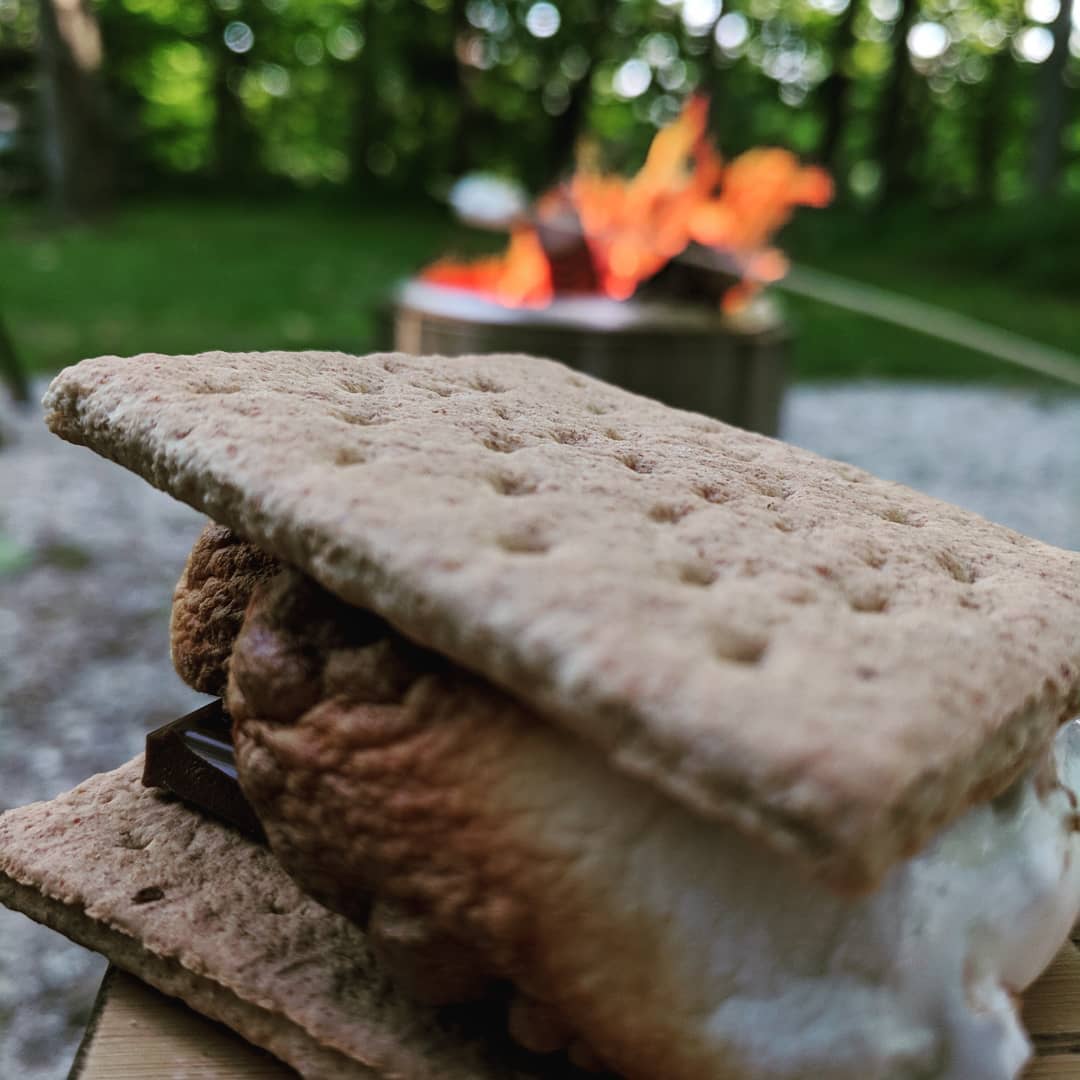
782, 203, 1080, 382
2, 199, 470, 374
3, 198, 1077, 384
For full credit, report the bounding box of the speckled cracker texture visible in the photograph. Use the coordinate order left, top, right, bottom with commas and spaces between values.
43, 351, 1080, 889
0, 760, 570, 1080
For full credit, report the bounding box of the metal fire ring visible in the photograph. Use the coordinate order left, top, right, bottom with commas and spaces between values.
385, 279, 792, 436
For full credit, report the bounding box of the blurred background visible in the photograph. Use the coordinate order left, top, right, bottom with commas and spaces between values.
1, 0, 1078, 1074
2, 0, 1080, 375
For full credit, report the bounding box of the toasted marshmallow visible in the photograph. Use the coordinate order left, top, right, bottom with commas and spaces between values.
238, 626, 1080, 1080
660, 719, 1080, 1079
224, 558, 1080, 1080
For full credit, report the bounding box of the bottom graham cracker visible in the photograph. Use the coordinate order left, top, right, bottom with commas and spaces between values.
62, 935, 1080, 1080
2, 751, 1077, 1080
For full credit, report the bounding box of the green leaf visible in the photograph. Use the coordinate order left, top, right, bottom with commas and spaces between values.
0, 535, 32, 577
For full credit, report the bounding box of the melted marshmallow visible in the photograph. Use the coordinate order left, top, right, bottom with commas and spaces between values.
517, 720, 1080, 1079
684, 720, 1080, 1079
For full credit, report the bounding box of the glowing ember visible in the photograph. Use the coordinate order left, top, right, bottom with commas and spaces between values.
422, 96, 832, 310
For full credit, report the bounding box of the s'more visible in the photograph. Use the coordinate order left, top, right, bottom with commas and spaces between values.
0, 348, 1078, 1080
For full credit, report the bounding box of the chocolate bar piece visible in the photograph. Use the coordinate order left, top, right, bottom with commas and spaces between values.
143, 701, 265, 841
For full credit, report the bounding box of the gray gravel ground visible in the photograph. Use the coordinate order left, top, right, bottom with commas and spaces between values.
0, 382, 206, 1079
0, 378, 1077, 1078
784, 383, 1080, 551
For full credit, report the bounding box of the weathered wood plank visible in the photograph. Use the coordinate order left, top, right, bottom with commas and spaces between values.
70, 943, 1080, 1079
71, 967, 297, 1079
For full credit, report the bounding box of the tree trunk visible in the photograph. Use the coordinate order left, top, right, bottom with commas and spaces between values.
348, 4, 382, 186
546, 67, 594, 182
446, 0, 485, 178
1030, 0, 1073, 196
0, 312, 29, 406
817, 0, 860, 169
974, 44, 1011, 203
544, 0, 619, 184
874, 0, 921, 204
207, 9, 257, 185
36, 0, 114, 218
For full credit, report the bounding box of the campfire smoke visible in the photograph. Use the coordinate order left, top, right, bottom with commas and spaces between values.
423, 96, 832, 311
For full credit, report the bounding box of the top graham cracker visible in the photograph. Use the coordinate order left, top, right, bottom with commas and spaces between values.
43, 350, 1080, 890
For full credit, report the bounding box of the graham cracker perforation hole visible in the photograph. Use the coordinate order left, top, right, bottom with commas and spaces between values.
712, 628, 768, 665
471, 375, 507, 393
483, 431, 525, 454
491, 473, 539, 496
497, 529, 552, 555
849, 591, 890, 613
880, 506, 924, 527
552, 428, 590, 446
603, 428, 624, 441
679, 561, 717, 587
334, 447, 368, 466
193, 383, 242, 395
938, 551, 978, 584
649, 502, 694, 524
132, 886, 165, 905
117, 830, 151, 851
336, 410, 387, 427
617, 452, 654, 474
693, 483, 731, 505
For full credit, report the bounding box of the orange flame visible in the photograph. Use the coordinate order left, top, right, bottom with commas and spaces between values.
422, 226, 553, 307
421, 97, 832, 309
571, 95, 725, 300
688, 146, 833, 308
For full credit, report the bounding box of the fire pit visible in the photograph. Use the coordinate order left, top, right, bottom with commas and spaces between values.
382, 96, 830, 437
388, 278, 791, 435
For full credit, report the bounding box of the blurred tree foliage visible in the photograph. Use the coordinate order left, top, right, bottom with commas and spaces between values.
0, 0, 1078, 210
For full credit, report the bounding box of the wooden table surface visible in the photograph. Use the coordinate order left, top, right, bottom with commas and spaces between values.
1024, 932, 1080, 1078
69, 968, 297, 1079
70, 936, 1080, 1080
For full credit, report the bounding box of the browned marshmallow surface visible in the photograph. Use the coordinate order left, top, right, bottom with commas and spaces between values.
226, 569, 725, 1079
171, 522, 279, 695
225, 565, 1080, 1080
